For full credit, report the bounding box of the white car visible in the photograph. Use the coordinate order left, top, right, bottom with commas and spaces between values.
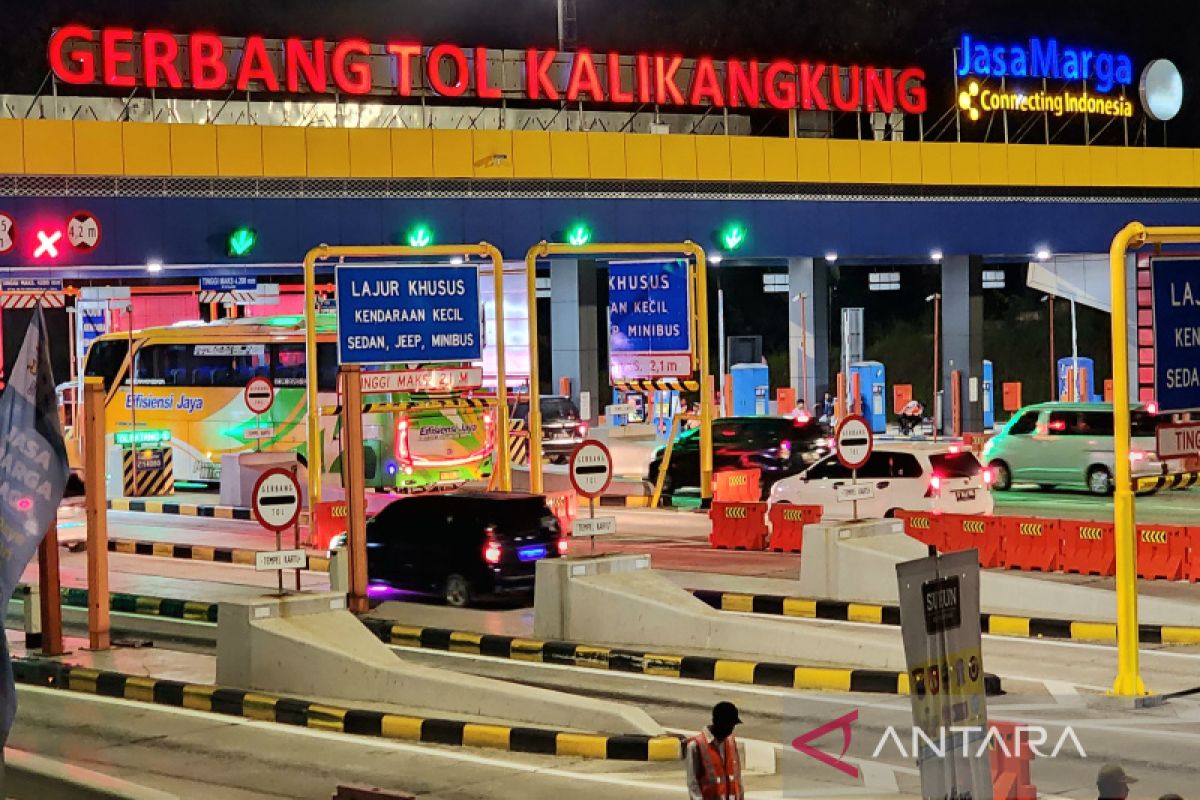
768, 443, 995, 520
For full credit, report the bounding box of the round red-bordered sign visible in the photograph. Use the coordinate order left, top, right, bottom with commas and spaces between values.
834, 414, 874, 470
0, 213, 16, 255
251, 467, 302, 532
568, 440, 614, 498
243, 375, 276, 415
65, 210, 102, 252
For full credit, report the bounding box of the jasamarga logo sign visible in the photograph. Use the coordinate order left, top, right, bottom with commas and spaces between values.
957, 34, 1133, 92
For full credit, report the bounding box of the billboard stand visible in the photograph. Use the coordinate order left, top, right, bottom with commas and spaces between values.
524, 242, 712, 500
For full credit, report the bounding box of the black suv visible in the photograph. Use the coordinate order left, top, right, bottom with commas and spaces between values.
646, 416, 831, 499
512, 395, 587, 463
365, 491, 564, 607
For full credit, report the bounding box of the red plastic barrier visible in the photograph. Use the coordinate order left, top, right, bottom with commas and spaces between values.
709, 501, 768, 550
1002, 517, 1061, 572
940, 514, 1004, 568
544, 490, 577, 535
1188, 527, 1200, 583
990, 721, 1037, 800
767, 503, 822, 553
1059, 519, 1116, 577
896, 509, 945, 551
1136, 523, 1189, 580
312, 500, 349, 550
713, 469, 761, 502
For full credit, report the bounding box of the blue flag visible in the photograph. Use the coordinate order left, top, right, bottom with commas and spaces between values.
0, 312, 69, 746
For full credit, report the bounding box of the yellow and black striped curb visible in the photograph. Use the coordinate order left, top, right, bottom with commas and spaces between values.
692, 589, 1200, 647
1135, 471, 1200, 492
12, 658, 681, 761
20, 585, 219, 623
107, 498, 254, 521
365, 620, 933, 695
106, 538, 330, 573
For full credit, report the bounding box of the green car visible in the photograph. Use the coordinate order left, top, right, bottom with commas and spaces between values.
982, 402, 1171, 495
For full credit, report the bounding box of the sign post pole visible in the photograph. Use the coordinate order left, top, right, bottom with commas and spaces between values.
37, 519, 63, 656
340, 365, 369, 613
1107, 222, 1200, 698
82, 377, 110, 651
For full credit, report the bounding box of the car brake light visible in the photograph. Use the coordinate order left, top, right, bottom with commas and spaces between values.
982, 467, 995, 486
1146, 401, 1159, 414
1130, 450, 1147, 463
949, 444, 960, 454
925, 473, 942, 497
557, 538, 569, 555
796, 411, 812, 423
484, 527, 502, 565
578, 422, 588, 435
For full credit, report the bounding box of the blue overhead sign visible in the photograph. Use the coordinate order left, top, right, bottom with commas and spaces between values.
335, 264, 482, 365
1151, 257, 1200, 412
607, 260, 692, 355
200, 276, 257, 291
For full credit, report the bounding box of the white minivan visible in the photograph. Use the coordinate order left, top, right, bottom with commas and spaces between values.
768, 443, 995, 520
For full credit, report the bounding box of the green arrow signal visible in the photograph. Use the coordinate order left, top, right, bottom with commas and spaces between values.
720, 224, 746, 250
407, 225, 433, 248
566, 223, 592, 246
227, 227, 257, 257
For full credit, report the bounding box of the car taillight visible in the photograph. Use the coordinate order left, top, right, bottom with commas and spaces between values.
949, 444, 960, 454
483, 528, 502, 565
557, 538, 569, 555
395, 416, 411, 464
578, 422, 588, 435
925, 473, 943, 497
1146, 401, 1159, 414
982, 467, 995, 486
1130, 450, 1147, 463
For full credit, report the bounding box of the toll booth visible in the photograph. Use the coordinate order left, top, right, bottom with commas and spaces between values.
651, 390, 681, 440
982, 359, 995, 429
730, 363, 770, 416
107, 429, 175, 498
849, 361, 887, 433
1057, 356, 1097, 402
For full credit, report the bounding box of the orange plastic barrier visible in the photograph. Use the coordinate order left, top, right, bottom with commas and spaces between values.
709, 501, 768, 551
896, 509, 945, 551
940, 514, 1003, 568
713, 469, 761, 502
892, 384, 912, 413
312, 500, 349, 549
1136, 524, 1189, 580
1001, 517, 1061, 572
1059, 520, 1115, 576
776, 387, 796, 416
767, 503, 822, 553
544, 489, 578, 535
1187, 527, 1200, 583
1001, 382, 1023, 412
990, 721, 1038, 800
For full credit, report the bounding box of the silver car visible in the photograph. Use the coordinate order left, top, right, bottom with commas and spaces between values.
982, 402, 1170, 495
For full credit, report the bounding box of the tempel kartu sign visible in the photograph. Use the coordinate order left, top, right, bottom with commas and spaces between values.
335, 264, 482, 365
47, 26, 928, 114
1151, 258, 1200, 413
607, 260, 693, 381
957, 34, 1136, 121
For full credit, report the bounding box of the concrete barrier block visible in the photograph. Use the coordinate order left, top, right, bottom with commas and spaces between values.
216, 591, 662, 735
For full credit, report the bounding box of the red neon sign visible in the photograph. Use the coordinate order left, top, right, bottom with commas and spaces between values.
47, 26, 928, 114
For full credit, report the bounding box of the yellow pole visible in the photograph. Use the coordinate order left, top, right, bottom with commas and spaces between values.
302, 246, 327, 509
650, 412, 684, 508
483, 244, 512, 492
523, 241, 712, 499
525, 245, 545, 494
303, 243, 512, 505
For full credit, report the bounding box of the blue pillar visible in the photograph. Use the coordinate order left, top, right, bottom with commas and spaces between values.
550, 258, 601, 421
788, 257, 830, 411
941, 255, 985, 432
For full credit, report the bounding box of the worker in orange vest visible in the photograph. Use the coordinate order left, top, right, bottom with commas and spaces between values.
685, 701, 743, 799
